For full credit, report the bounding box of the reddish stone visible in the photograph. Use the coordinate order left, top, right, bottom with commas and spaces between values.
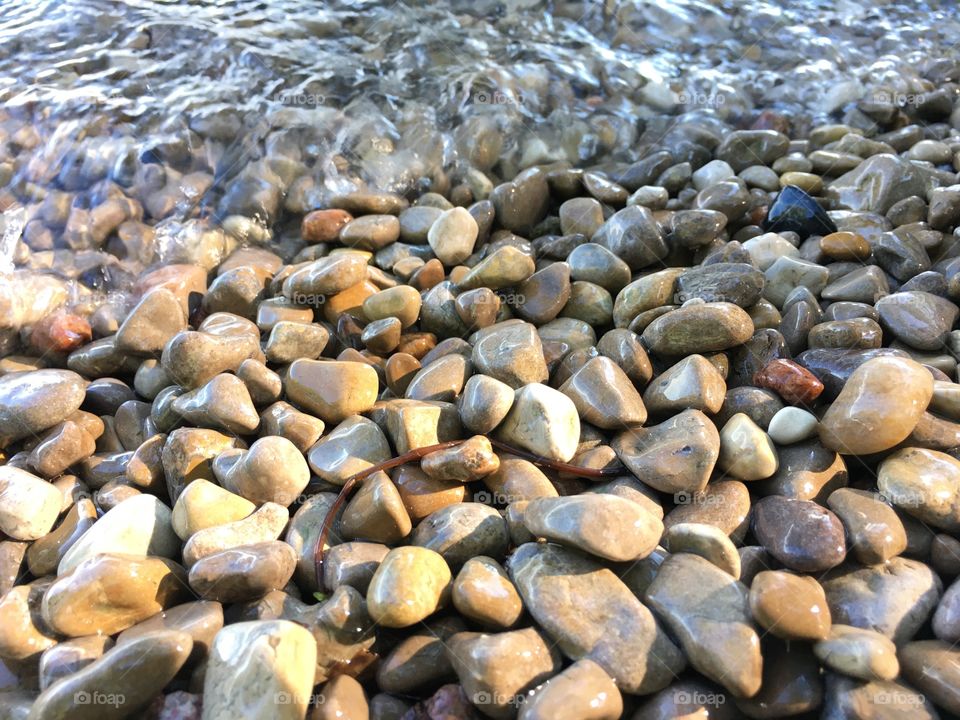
29, 312, 92, 353
302, 209, 353, 243
396, 332, 437, 360
410, 259, 445, 292
754, 359, 825, 406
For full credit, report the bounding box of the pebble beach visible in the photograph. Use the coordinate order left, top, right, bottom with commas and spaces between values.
4, 0, 960, 718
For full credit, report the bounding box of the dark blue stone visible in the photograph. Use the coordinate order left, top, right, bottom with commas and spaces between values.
762, 185, 837, 240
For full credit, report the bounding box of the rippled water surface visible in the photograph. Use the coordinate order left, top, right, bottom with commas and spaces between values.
1, 0, 959, 272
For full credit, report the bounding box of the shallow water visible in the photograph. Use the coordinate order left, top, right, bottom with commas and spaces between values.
1, 0, 959, 273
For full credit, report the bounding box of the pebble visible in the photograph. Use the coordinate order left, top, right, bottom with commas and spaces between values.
876, 290, 959, 351
676, 262, 765, 307
58, 493, 179, 574
114, 287, 187, 356
642, 354, 726, 416
523, 494, 663, 562
0, 580, 58, 661
508, 542, 686, 695
718, 413, 778, 481
322, 541, 389, 594
0, 466, 63, 540
411, 502, 508, 567
302, 208, 352, 243
560, 356, 647, 428
749, 570, 831, 641
340, 214, 400, 250
341, 471, 412, 543
823, 674, 939, 719
421, 435, 499, 482
567, 243, 631, 293
878, 448, 960, 532
171, 478, 255, 540
767, 406, 818, 444
762, 184, 837, 240
285, 359, 380, 424
753, 358, 824, 405
283, 254, 369, 297
366, 546, 452, 628
641, 302, 754, 355
215, 436, 309, 505
820, 231, 870, 260
172, 373, 260, 435
452, 556, 523, 629
458, 246, 536, 291
458, 374, 514, 434
0, 369, 87, 447
752, 496, 846, 572
29, 630, 193, 720
827, 488, 907, 565
518, 658, 622, 720
188, 541, 297, 603
497, 383, 580, 462
613, 409, 719, 494
592, 205, 668, 270
41, 553, 189, 637
819, 356, 933, 454
307, 415, 390, 485
900, 640, 960, 715
27, 497, 97, 576
471, 323, 548, 388
644, 553, 762, 698
814, 624, 899, 681
822, 557, 942, 644
427, 208, 480, 267
663, 522, 740, 577
447, 628, 561, 720
182, 501, 288, 567
203, 620, 317, 720
314, 675, 369, 720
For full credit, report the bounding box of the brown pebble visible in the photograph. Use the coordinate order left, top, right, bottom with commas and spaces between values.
753, 358, 824, 405
820, 231, 870, 261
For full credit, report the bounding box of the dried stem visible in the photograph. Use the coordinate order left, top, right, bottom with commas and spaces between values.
313, 437, 625, 592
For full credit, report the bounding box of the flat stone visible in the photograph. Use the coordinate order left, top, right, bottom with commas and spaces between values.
676, 263, 765, 307
517, 658, 622, 720
524, 494, 663, 562
876, 291, 958, 351
878, 448, 960, 532
203, 620, 317, 720
171, 478, 255, 541
752, 496, 846, 572
819, 356, 933, 455
497, 383, 580, 462
307, 415, 390, 486
0, 369, 86, 447
188, 541, 297, 603
900, 640, 960, 715
749, 570, 831, 641
41, 553, 189, 637
458, 246, 536, 291
411, 502, 508, 568
814, 624, 899, 681
641, 302, 754, 355
821, 557, 942, 644
28, 630, 193, 720
283, 254, 369, 297
182, 501, 288, 567
366, 546, 451, 628
645, 553, 762, 698
285, 359, 380, 424
508, 542, 686, 695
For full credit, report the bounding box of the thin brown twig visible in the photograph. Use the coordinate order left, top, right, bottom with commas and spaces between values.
313, 437, 626, 592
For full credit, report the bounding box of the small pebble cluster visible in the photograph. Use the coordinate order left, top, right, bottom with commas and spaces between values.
6, 73, 960, 720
